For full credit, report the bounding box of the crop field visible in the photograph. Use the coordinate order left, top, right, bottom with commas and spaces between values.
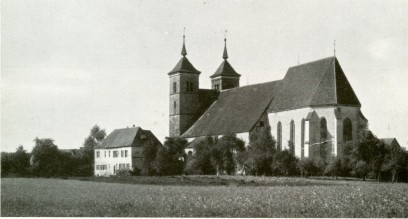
2, 177, 408, 217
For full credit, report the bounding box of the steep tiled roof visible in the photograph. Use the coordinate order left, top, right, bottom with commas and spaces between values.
97, 127, 163, 149
210, 60, 241, 78
182, 81, 281, 138
268, 57, 360, 112
197, 89, 220, 116
168, 57, 201, 75
97, 127, 140, 148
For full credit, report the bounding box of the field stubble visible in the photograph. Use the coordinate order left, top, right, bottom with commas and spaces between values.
1, 177, 408, 217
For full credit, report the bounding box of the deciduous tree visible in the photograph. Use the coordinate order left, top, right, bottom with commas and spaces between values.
80, 125, 106, 175
246, 126, 276, 176
31, 138, 61, 177
155, 137, 187, 175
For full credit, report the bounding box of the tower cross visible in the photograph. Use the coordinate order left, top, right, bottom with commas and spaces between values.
223, 29, 228, 60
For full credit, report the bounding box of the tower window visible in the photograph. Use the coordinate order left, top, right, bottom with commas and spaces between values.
186, 81, 193, 92
173, 82, 177, 94
174, 101, 177, 112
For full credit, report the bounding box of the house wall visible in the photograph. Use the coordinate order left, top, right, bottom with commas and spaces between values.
94, 147, 133, 176
268, 106, 365, 158
236, 132, 249, 146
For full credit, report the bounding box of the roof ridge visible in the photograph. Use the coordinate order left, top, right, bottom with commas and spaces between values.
220, 79, 282, 93
289, 56, 334, 69
113, 126, 140, 131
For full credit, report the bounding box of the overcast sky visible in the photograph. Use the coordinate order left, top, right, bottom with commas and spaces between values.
2, 0, 408, 152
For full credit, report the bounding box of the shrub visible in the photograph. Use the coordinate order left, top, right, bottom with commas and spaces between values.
116, 169, 132, 176
297, 157, 316, 178
271, 149, 298, 176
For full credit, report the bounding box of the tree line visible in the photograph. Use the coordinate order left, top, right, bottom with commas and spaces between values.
1, 125, 106, 177
136, 124, 408, 182
2, 124, 408, 183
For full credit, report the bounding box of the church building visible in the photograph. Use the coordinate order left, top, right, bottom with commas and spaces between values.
168, 35, 367, 159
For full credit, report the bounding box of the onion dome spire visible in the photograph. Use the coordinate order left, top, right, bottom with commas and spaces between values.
181, 28, 187, 57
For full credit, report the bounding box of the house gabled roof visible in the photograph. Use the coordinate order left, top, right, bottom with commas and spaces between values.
97, 127, 140, 149
168, 57, 201, 75
182, 80, 281, 138
268, 57, 361, 112
97, 127, 162, 149
381, 138, 400, 147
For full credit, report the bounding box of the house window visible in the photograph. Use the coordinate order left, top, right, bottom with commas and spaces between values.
126, 163, 130, 169
113, 151, 118, 158
121, 150, 124, 157
109, 151, 111, 157
173, 82, 177, 94
104, 151, 106, 157
96, 165, 107, 170
125, 150, 128, 157
96, 151, 100, 158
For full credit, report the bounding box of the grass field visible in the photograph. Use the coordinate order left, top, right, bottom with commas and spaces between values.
2, 176, 408, 217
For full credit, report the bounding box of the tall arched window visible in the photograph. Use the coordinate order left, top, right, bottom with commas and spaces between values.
320, 118, 327, 140
290, 120, 295, 154
320, 118, 328, 158
343, 118, 353, 142
277, 122, 282, 151
290, 120, 295, 142
301, 119, 305, 158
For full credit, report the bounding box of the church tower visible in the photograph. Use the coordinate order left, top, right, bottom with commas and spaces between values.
168, 34, 201, 137
211, 37, 241, 91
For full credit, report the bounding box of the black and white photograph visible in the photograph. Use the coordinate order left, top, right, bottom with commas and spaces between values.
1, 0, 408, 217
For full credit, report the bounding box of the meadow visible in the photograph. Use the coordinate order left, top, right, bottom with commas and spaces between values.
2, 176, 408, 217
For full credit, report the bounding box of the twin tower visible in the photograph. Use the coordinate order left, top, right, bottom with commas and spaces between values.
168, 35, 241, 137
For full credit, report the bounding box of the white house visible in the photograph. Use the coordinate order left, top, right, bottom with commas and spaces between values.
94, 126, 162, 176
